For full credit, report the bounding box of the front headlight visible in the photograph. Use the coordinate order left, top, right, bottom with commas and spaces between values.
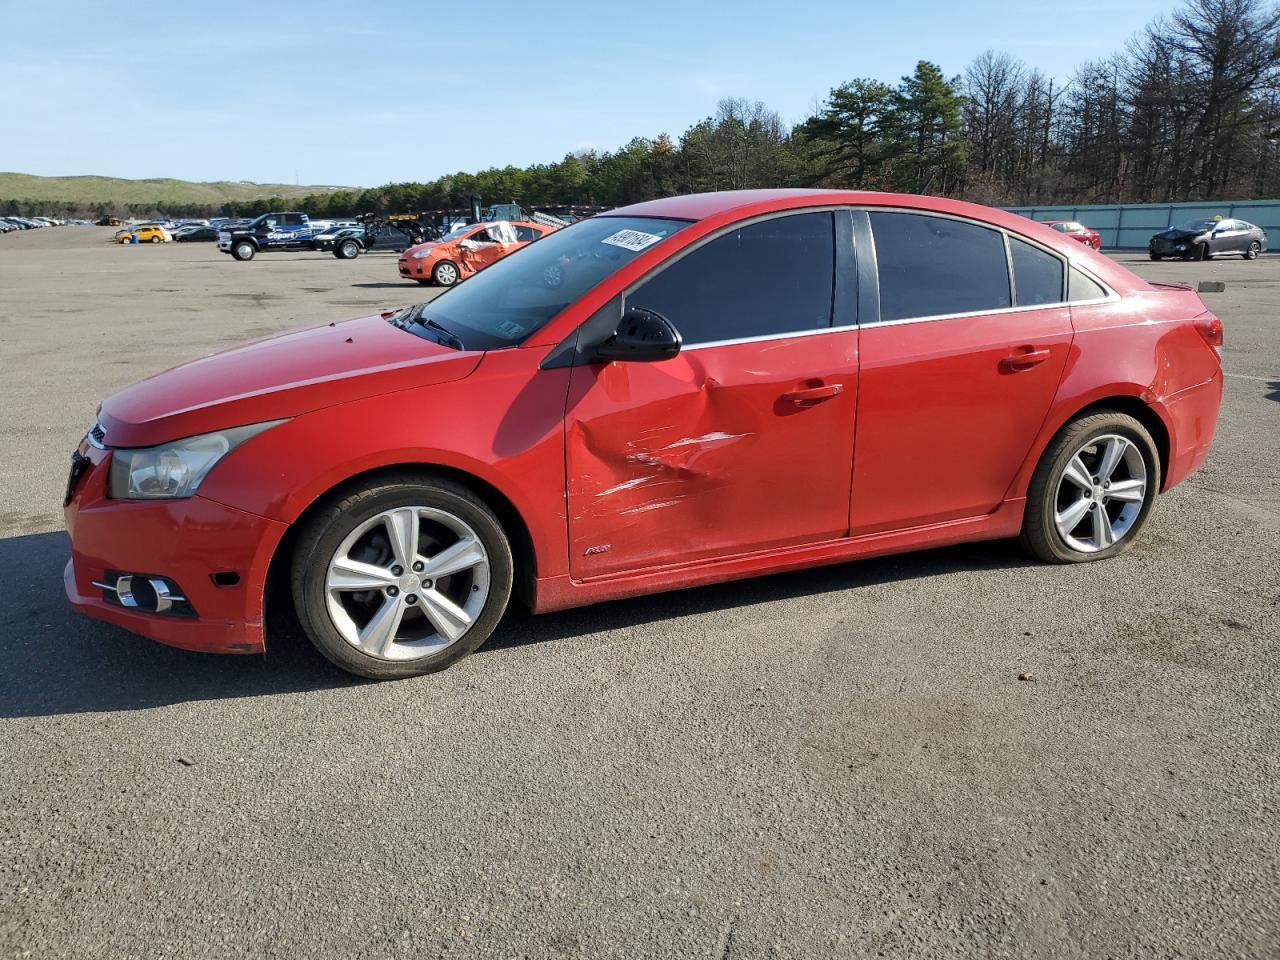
108, 420, 285, 499
411, 249, 435, 259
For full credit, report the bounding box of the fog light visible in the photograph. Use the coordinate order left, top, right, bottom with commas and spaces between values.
92, 572, 195, 616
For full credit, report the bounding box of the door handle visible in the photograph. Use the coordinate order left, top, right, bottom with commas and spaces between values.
1000, 347, 1052, 372
782, 383, 843, 405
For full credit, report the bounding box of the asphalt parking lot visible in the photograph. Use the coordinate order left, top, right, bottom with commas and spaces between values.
1, 227, 1277, 959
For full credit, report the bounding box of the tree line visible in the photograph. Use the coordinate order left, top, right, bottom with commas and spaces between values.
8, 0, 1278, 219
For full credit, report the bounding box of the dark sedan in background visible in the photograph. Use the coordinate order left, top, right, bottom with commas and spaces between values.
173, 225, 219, 242
1149, 217, 1267, 261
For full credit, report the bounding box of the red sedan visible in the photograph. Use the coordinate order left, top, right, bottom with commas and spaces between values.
65, 190, 1224, 679
1046, 220, 1103, 250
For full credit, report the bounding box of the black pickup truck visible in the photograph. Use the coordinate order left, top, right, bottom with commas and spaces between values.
217, 211, 314, 261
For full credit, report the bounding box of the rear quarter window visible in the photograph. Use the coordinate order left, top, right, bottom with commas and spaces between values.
1068, 267, 1108, 302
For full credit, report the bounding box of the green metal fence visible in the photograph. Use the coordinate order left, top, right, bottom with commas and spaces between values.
1003, 199, 1280, 251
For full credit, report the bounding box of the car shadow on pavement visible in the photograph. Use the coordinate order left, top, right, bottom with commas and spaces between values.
482, 539, 1037, 658
0, 531, 358, 719
350, 282, 422, 289
1266, 380, 1279, 403
0, 529, 1034, 719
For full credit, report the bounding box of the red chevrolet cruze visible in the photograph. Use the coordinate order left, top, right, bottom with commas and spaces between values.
65, 190, 1224, 679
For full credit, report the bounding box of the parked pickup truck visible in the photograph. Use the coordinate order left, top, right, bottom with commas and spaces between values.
217, 212, 314, 260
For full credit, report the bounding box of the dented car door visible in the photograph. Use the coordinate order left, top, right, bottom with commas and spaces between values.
563, 211, 857, 580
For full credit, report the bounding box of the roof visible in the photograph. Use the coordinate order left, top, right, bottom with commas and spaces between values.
609, 189, 1035, 229
606, 188, 1143, 294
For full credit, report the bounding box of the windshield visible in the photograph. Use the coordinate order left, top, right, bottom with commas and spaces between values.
1176, 219, 1218, 232
418, 216, 690, 350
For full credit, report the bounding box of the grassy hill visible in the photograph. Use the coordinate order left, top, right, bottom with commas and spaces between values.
0, 172, 359, 215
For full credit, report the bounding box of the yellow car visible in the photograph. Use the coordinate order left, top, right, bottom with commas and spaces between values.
115, 224, 170, 244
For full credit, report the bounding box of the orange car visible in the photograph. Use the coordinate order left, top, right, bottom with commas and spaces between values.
398, 220, 556, 286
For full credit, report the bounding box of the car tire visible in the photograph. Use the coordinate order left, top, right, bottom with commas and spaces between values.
291, 472, 514, 680
1149, 252, 1162, 261
1197, 242, 1210, 261
1019, 411, 1161, 564
432, 261, 459, 286
232, 241, 256, 261
335, 239, 361, 260
150, 236, 162, 244
1244, 241, 1261, 260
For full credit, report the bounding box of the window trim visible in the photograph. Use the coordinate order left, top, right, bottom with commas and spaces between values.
597, 204, 1120, 351
861, 206, 1118, 327
622, 207, 846, 352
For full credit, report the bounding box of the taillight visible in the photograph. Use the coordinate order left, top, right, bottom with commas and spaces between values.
1193, 312, 1223, 356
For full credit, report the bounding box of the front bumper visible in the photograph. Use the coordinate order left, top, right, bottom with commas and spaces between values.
64, 445, 288, 654
398, 256, 425, 278
1151, 237, 1194, 255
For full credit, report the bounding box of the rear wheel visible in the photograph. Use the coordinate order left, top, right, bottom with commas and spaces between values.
232, 240, 256, 261
1244, 241, 1261, 260
150, 235, 162, 243
291, 473, 513, 679
433, 260, 459, 286
1019, 411, 1160, 564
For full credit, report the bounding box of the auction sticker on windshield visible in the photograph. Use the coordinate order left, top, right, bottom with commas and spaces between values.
601, 229, 664, 252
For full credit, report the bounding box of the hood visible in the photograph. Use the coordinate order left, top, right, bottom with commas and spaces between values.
1155, 227, 1206, 241
403, 241, 443, 257
99, 312, 482, 447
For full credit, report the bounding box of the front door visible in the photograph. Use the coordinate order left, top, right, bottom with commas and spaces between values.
564, 211, 859, 580
851, 212, 1074, 534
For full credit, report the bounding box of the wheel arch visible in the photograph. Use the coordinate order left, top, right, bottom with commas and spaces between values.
1014, 390, 1172, 501
263, 461, 538, 636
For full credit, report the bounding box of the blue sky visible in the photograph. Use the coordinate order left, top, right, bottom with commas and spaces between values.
1, 0, 1175, 187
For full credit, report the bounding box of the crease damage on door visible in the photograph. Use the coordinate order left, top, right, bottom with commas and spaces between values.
567, 363, 758, 558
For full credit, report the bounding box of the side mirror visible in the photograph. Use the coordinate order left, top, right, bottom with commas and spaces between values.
592, 307, 682, 363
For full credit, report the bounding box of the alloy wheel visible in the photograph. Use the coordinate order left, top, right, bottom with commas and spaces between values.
437, 263, 458, 285
1053, 434, 1148, 553
324, 506, 490, 660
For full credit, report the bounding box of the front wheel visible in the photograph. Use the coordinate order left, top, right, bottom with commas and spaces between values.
232, 241, 256, 261
291, 473, 514, 679
1019, 411, 1160, 564
432, 260, 459, 286
1244, 241, 1261, 260
335, 239, 361, 259
1149, 252, 1162, 261
1197, 242, 1210, 261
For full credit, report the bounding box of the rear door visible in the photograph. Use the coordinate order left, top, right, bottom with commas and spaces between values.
1224, 220, 1250, 254
850, 210, 1074, 534
564, 211, 859, 579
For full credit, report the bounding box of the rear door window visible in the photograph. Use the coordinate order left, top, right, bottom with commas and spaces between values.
869, 212, 1011, 321
628, 212, 835, 346
1009, 236, 1064, 306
